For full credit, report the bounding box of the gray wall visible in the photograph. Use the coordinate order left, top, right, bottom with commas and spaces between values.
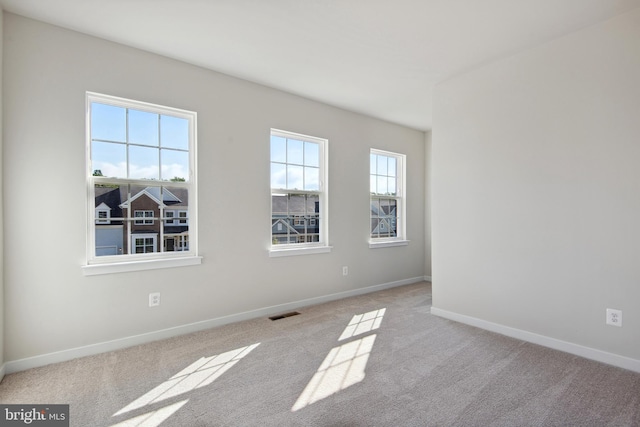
3, 13, 425, 364
432, 8, 640, 361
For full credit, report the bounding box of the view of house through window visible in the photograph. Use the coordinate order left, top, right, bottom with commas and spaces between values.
370, 149, 405, 241
87, 92, 196, 262
270, 129, 327, 248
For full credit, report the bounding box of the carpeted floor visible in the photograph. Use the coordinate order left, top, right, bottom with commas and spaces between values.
1, 282, 639, 426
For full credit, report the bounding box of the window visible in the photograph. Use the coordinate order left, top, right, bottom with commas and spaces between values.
178, 210, 188, 225
270, 129, 330, 256
134, 210, 154, 225
165, 210, 175, 225
132, 234, 157, 254
95, 202, 111, 224
84, 92, 200, 274
370, 149, 407, 247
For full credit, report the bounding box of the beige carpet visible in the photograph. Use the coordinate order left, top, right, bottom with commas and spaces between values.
1, 282, 639, 426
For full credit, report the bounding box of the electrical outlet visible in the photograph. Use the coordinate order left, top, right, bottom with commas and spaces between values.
342, 266, 348, 276
149, 292, 161, 307
606, 308, 622, 327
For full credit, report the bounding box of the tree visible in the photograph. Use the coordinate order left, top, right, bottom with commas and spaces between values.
93, 169, 104, 176
170, 176, 186, 182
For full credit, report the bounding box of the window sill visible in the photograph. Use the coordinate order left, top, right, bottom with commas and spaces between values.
369, 240, 410, 249
82, 256, 202, 276
269, 245, 333, 257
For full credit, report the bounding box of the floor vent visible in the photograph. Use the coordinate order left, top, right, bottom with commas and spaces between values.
269, 311, 301, 321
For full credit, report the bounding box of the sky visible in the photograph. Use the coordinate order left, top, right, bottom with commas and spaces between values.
270, 135, 320, 191
91, 102, 190, 181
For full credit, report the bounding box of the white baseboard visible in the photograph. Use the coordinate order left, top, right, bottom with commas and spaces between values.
430, 307, 640, 373
5, 276, 425, 374
0, 362, 6, 382
424, 275, 432, 282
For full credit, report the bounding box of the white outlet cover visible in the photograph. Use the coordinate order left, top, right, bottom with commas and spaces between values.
606, 308, 622, 327
149, 292, 161, 307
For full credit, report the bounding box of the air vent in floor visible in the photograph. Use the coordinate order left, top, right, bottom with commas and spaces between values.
269, 311, 301, 321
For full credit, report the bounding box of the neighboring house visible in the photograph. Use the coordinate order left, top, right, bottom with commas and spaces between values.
94, 187, 124, 256
271, 195, 320, 244
370, 201, 397, 238
94, 186, 189, 256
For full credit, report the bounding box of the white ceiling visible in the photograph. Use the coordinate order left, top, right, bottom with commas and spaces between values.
2, 0, 639, 131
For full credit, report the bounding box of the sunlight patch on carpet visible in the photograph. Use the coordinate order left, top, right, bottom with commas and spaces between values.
111, 343, 260, 423
109, 400, 188, 427
338, 308, 386, 341
292, 307, 386, 411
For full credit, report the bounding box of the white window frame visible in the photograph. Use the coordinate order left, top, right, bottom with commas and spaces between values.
83, 92, 201, 275
369, 148, 409, 248
269, 129, 331, 257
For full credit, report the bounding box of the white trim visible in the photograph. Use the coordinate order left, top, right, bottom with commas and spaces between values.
0, 363, 6, 382
369, 239, 410, 249
430, 307, 640, 373
424, 275, 432, 282
269, 245, 333, 257
4, 276, 425, 374
82, 255, 202, 276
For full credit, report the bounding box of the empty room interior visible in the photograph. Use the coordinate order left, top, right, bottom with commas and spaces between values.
0, 0, 640, 425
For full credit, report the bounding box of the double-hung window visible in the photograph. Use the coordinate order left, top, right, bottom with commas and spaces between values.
84, 92, 200, 274
370, 149, 408, 248
270, 129, 330, 256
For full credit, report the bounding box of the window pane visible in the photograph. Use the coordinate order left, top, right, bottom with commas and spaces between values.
271, 136, 286, 163
271, 163, 286, 189
161, 149, 189, 182
272, 194, 289, 245
377, 155, 388, 175
388, 177, 396, 195
94, 183, 126, 256
161, 115, 189, 150
129, 146, 159, 180
377, 175, 388, 195
304, 166, 319, 191
370, 218, 379, 238
287, 139, 304, 165
92, 141, 126, 178
304, 142, 319, 167
370, 175, 376, 194
370, 199, 380, 215
91, 103, 126, 142
381, 198, 396, 215
129, 110, 159, 147
162, 186, 189, 252
289, 194, 305, 214
272, 194, 287, 216
370, 154, 377, 175
306, 194, 320, 216
287, 165, 304, 190
388, 157, 397, 177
